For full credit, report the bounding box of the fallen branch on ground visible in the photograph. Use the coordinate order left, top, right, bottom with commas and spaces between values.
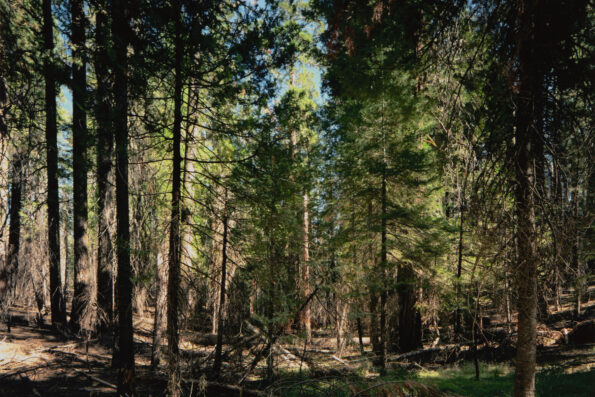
73, 368, 117, 389
186, 379, 265, 397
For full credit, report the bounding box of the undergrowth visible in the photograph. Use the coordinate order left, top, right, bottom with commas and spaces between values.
271, 362, 594, 396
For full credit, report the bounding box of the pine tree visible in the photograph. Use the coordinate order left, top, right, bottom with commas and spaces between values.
70, 0, 94, 334
112, 0, 135, 393
43, 0, 67, 328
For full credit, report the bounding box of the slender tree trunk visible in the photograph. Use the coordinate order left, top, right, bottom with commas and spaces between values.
181, 102, 195, 316
209, 190, 225, 334
454, 193, 465, 339
505, 271, 512, 333
369, 292, 379, 355
95, 0, 115, 338
513, 1, 540, 394
151, 253, 167, 369
167, 8, 183, 395
112, 0, 134, 394
0, 154, 23, 330
0, 87, 7, 263
213, 202, 229, 378
299, 191, 311, 343
70, 0, 93, 334
336, 300, 348, 356
356, 316, 364, 354
43, 0, 67, 328
367, 201, 380, 355
249, 279, 256, 316
379, 171, 387, 370
62, 226, 69, 299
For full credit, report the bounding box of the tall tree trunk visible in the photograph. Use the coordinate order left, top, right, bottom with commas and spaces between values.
111, 0, 134, 394
167, 7, 183, 395
62, 225, 69, 298
213, 201, 229, 378
454, 168, 468, 339
367, 201, 380, 355
299, 191, 311, 343
586, 146, 595, 295
0, 154, 23, 330
513, 1, 540, 394
70, 0, 93, 334
0, 85, 7, 263
95, 0, 115, 338
151, 253, 167, 369
454, 205, 464, 339
209, 187, 226, 334
379, 171, 387, 369
43, 0, 67, 327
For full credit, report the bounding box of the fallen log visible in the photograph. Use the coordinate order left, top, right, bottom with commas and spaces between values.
386, 346, 445, 362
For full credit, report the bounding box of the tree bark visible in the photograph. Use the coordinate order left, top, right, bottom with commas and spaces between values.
0, 154, 23, 324
398, 264, 421, 353
43, 0, 67, 327
213, 202, 229, 378
70, 0, 94, 334
167, 7, 183, 395
0, 89, 7, 263
111, 0, 135, 394
454, 180, 466, 339
513, 1, 540, 395
367, 201, 380, 356
379, 170, 387, 369
299, 190, 311, 343
95, 0, 115, 338
151, 253, 167, 369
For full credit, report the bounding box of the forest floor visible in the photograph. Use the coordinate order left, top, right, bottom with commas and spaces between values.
0, 287, 593, 396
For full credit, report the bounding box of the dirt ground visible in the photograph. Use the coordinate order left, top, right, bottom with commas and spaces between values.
0, 288, 593, 396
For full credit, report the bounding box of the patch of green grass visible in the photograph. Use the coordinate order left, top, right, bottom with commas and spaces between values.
417, 362, 594, 397
418, 362, 514, 396
535, 368, 595, 397
271, 362, 594, 396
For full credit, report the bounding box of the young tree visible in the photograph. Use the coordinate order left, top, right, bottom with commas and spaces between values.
166, 3, 183, 394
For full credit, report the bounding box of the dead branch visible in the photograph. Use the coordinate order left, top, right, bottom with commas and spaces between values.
73, 368, 117, 389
